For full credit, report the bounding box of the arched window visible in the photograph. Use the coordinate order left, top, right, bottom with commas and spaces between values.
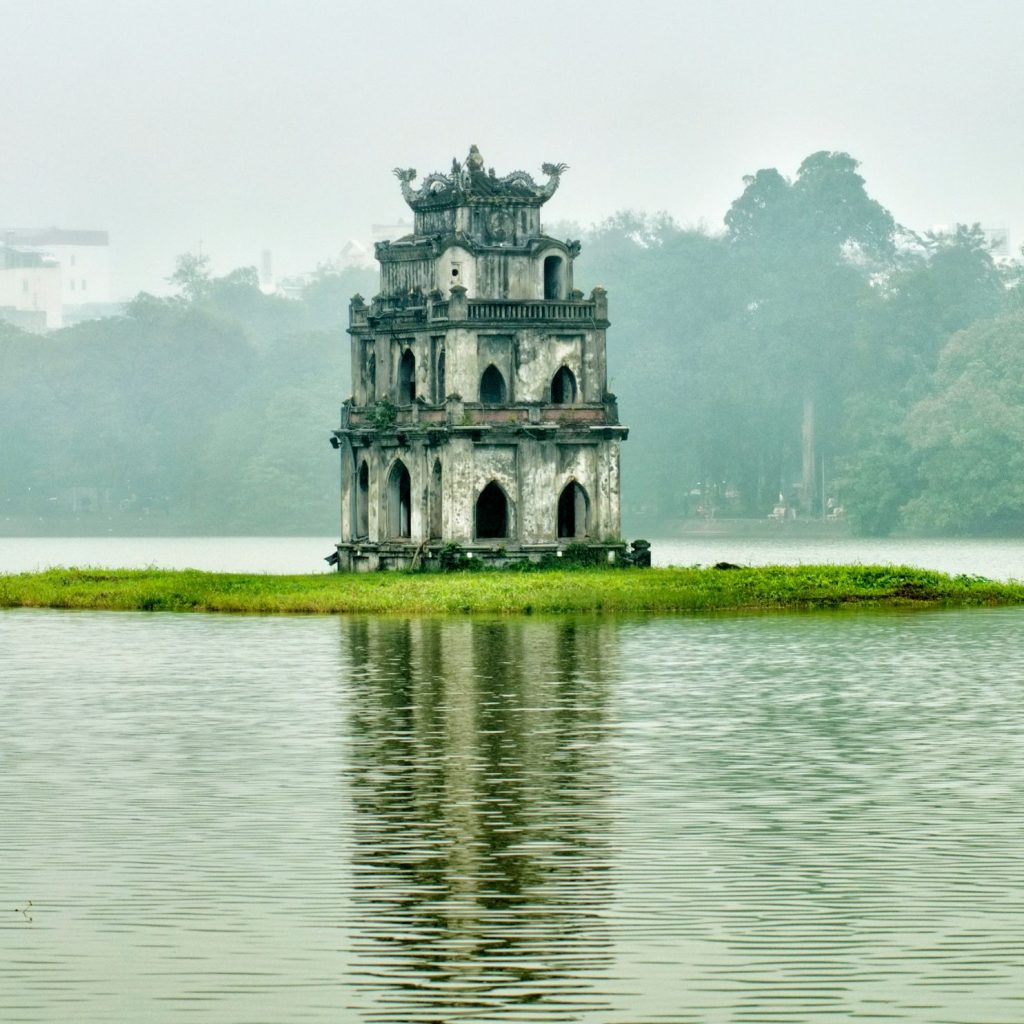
479, 364, 507, 405
398, 349, 416, 404
435, 349, 446, 404
356, 459, 369, 538
544, 255, 564, 300
366, 350, 376, 398
386, 460, 411, 539
476, 481, 509, 539
551, 365, 577, 405
558, 481, 590, 539
429, 459, 442, 539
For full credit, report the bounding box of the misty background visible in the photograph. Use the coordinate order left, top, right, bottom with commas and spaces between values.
2, 0, 1023, 537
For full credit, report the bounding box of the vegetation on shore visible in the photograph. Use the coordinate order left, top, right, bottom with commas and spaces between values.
1, 565, 1022, 617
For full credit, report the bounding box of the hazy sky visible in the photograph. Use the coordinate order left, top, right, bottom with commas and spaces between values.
4, 0, 1022, 298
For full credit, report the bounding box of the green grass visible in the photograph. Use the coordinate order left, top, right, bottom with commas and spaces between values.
1, 565, 1023, 616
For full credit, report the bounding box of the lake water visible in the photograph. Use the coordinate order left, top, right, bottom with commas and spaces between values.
2, 607, 1023, 1022
4, 534, 1024, 578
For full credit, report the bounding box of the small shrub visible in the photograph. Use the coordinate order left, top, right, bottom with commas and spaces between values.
561, 543, 605, 567
438, 541, 466, 572
371, 397, 398, 430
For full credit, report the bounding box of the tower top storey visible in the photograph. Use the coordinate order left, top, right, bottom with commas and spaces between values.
393, 144, 567, 244
375, 146, 580, 303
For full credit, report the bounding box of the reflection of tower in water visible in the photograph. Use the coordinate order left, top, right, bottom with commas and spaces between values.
341, 618, 618, 1022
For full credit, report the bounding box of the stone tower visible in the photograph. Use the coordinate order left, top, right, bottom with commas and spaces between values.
332, 147, 628, 571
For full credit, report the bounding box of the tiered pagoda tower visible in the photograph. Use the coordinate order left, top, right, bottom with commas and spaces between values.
332, 146, 628, 571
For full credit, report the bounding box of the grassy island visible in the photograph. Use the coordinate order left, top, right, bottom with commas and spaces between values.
2, 565, 1023, 616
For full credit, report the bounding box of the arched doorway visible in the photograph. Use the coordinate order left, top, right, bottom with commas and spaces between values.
544, 255, 564, 300
479, 364, 507, 405
476, 481, 509, 539
429, 459, 442, 539
386, 460, 411, 538
398, 349, 416, 404
356, 459, 369, 538
557, 481, 590, 539
551, 365, 577, 404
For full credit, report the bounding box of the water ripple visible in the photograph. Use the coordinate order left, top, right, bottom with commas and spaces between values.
1, 608, 1023, 1022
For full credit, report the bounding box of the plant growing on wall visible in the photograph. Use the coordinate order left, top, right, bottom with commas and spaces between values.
371, 397, 397, 430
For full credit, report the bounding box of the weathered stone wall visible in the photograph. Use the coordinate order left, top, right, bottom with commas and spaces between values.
378, 238, 575, 301
379, 256, 436, 297
352, 325, 602, 409
341, 431, 621, 548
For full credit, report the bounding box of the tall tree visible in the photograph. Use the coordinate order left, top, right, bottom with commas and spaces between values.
724, 152, 897, 513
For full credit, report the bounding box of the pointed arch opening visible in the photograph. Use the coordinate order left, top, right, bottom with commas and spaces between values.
551, 365, 577, 405
435, 348, 446, 404
356, 459, 369, 538
398, 348, 416, 404
386, 459, 412, 539
557, 481, 590, 539
476, 481, 509, 539
429, 459, 443, 539
479, 364, 507, 405
544, 255, 565, 300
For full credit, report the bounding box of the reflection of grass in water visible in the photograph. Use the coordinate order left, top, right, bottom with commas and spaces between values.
2, 565, 1023, 615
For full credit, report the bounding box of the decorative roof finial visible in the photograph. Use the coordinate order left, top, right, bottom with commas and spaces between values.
393, 153, 569, 208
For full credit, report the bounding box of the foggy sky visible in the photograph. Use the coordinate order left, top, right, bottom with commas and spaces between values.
4, 0, 1022, 298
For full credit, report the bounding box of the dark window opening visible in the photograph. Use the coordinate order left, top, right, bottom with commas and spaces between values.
544, 255, 564, 300
479, 364, 507, 405
429, 460, 442, 539
558, 481, 590, 539
356, 460, 369, 537
387, 460, 411, 539
436, 349, 446, 403
551, 365, 577, 405
366, 352, 376, 397
398, 349, 416, 404
476, 482, 508, 539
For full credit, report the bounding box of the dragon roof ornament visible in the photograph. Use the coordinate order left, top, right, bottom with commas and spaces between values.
393, 146, 568, 209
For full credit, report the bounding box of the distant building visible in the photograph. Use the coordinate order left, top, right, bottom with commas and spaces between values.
0, 228, 113, 323
337, 239, 373, 270
259, 249, 276, 294
0, 245, 63, 330
370, 220, 413, 245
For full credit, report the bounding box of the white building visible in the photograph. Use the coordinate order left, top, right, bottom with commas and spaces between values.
0, 246, 63, 330
0, 228, 112, 311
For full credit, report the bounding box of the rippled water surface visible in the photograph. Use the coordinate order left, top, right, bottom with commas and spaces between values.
2, 609, 1023, 1022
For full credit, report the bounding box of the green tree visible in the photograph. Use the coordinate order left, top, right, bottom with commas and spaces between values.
167, 251, 213, 302
901, 313, 1024, 534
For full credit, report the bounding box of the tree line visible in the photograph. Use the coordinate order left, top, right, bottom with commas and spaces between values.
572, 151, 1021, 535
1, 150, 1021, 536
0, 259, 375, 534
